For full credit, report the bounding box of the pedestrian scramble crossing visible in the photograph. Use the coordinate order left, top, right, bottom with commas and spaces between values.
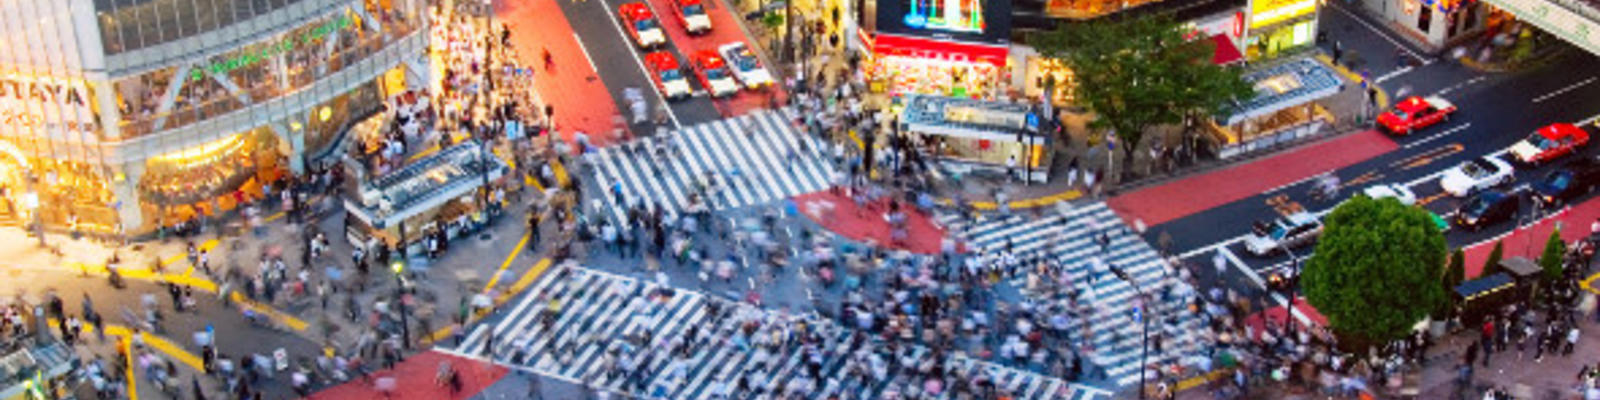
446, 264, 1114, 400
582, 108, 835, 229
936, 202, 1208, 388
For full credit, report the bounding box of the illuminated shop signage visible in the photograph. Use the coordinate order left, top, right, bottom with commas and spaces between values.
1250, 0, 1316, 28
189, 14, 355, 82
0, 75, 98, 134
904, 0, 985, 33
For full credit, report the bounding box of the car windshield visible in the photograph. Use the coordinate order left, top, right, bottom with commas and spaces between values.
1387, 109, 1411, 120
660, 69, 682, 81
1460, 159, 1494, 178
635, 19, 659, 31
684, 4, 704, 14
1544, 171, 1573, 190
706, 67, 728, 80
1465, 197, 1492, 216
1526, 133, 1556, 149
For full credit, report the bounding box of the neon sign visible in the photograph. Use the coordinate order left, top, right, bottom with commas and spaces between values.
905, 0, 985, 33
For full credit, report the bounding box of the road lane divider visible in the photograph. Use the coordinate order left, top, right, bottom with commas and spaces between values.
228, 292, 310, 331
596, 1, 683, 129
1401, 123, 1471, 150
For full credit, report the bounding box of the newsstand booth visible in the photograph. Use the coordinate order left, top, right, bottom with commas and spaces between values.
1453, 272, 1516, 327
898, 94, 1052, 182
1491, 256, 1544, 302
343, 141, 508, 257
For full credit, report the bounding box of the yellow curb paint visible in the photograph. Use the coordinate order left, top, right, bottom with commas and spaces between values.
526, 172, 546, 193
1175, 368, 1232, 391
481, 234, 531, 295
159, 239, 220, 267
228, 292, 311, 331
264, 210, 286, 223
938, 189, 1083, 211
125, 334, 137, 400
1582, 272, 1600, 295
425, 257, 554, 345
49, 319, 205, 372
69, 261, 219, 293
847, 129, 866, 151
550, 157, 571, 188
408, 144, 442, 162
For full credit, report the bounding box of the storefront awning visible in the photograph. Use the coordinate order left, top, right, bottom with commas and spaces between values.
1210, 34, 1243, 65
873, 33, 1010, 68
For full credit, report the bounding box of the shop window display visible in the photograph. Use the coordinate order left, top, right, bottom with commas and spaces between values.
137, 129, 283, 221
878, 56, 1001, 99
3, 160, 120, 234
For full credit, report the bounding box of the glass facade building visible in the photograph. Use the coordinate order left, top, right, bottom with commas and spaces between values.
0, 0, 430, 236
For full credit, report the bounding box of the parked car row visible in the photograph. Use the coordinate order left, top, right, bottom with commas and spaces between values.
618, 1, 772, 101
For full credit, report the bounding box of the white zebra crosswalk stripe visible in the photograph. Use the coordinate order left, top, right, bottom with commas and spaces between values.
583, 109, 833, 229
943, 202, 1208, 388
448, 265, 1114, 400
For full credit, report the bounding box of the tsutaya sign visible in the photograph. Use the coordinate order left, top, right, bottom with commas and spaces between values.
189, 13, 356, 82
0, 75, 99, 136
1482, 0, 1600, 56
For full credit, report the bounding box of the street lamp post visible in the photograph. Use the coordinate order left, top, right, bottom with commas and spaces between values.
392, 260, 411, 350
1276, 244, 1303, 337
1109, 265, 1150, 399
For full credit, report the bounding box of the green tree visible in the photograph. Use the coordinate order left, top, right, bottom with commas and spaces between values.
1439, 248, 1466, 317
1030, 15, 1254, 161
1303, 196, 1447, 348
1538, 229, 1566, 282
1484, 241, 1505, 275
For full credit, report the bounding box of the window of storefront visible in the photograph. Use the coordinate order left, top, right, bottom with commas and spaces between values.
95, 0, 313, 55
1024, 57, 1077, 106
877, 56, 1002, 98
111, 10, 417, 139
137, 127, 283, 221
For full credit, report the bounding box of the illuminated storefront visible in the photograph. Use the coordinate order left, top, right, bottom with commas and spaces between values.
1013, 8, 1246, 108
1245, 0, 1320, 59
0, 0, 429, 237
861, 0, 1014, 99
1356, 0, 1485, 49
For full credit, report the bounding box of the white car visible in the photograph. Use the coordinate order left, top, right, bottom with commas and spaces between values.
1361, 184, 1418, 206
1243, 212, 1323, 256
1440, 156, 1514, 197
718, 42, 773, 89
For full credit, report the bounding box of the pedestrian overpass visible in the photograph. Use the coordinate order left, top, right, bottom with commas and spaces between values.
1483, 0, 1600, 55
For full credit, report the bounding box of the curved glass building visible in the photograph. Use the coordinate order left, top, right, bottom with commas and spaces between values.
0, 0, 430, 236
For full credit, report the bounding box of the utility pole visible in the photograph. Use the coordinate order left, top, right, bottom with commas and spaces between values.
392, 260, 411, 350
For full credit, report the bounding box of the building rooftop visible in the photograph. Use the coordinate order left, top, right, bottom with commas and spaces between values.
348, 141, 507, 227
1220, 57, 1343, 126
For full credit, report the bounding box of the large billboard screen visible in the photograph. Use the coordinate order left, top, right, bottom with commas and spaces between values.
875, 0, 1013, 45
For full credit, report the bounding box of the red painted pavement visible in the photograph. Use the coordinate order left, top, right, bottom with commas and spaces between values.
1459, 197, 1600, 278
644, 0, 787, 116
1108, 130, 1398, 226
307, 350, 508, 400
793, 191, 949, 254
498, 0, 626, 147
1242, 297, 1330, 341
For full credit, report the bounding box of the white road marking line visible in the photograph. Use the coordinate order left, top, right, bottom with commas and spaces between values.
1434, 76, 1488, 97
572, 32, 601, 75
1402, 123, 1472, 150
1374, 66, 1414, 84
1532, 77, 1597, 104
1327, 2, 1425, 62
1219, 247, 1267, 287
1579, 111, 1600, 127
1263, 168, 1340, 195
1177, 235, 1249, 261
598, 2, 683, 129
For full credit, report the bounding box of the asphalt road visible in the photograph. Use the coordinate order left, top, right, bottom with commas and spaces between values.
1155, 47, 1600, 297
545, 0, 728, 133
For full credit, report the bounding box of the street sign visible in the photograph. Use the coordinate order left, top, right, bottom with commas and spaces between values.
1132, 306, 1143, 322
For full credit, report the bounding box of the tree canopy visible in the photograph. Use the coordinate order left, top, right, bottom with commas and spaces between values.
1304, 196, 1448, 347
1030, 15, 1253, 158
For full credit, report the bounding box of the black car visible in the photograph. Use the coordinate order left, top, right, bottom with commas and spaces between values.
1532, 157, 1600, 207
1455, 190, 1519, 231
